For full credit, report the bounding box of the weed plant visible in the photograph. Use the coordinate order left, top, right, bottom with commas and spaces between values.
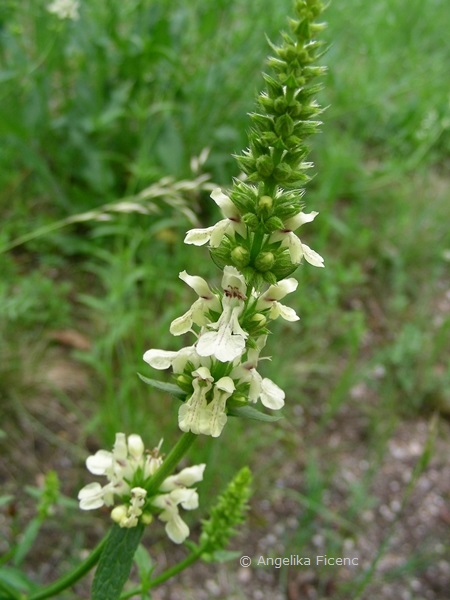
1, 0, 450, 598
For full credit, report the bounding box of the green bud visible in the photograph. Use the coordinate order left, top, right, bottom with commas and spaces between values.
258, 195, 273, 218
278, 44, 298, 62
260, 131, 279, 146
255, 252, 275, 272
210, 243, 231, 270
274, 114, 295, 137
235, 154, 256, 174
231, 246, 250, 268
241, 266, 256, 281
141, 513, 153, 525
258, 94, 274, 111
243, 213, 259, 231
263, 74, 283, 99
271, 250, 298, 279
262, 271, 278, 285
273, 97, 287, 114
176, 374, 192, 387
251, 313, 267, 327
256, 155, 274, 177
252, 272, 265, 290
273, 163, 292, 182
231, 393, 248, 404
263, 216, 284, 232
250, 112, 273, 130
289, 101, 303, 117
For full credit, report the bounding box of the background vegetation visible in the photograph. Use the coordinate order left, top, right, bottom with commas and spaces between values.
1, 0, 449, 598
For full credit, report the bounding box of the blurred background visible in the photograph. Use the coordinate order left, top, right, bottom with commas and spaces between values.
0, 0, 449, 598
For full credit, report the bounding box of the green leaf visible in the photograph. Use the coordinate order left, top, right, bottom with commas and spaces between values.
228, 405, 283, 422
92, 524, 144, 600
13, 518, 41, 566
133, 543, 155, 588
0, 566, 38, 594
137, 373, 185, 399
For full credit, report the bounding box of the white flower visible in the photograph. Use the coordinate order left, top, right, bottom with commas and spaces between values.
79, 436, 205, 539
269, 211, 324, 267
184, 188, 246, 247
256, 278, 299, 321
143, 345, 200, 374
231, 348, 285, 410
178, 367, 214, 434
178, 370, 235, 437
197, 266, 248, 362
78, 434, 161, 516
78, 482, 112, 510
201, 376, 235, 437
47, 0, 80, 20
111, 487, 148, 528
170, 271, 221, 335
152, 466, 205, 544
160, 464, 206, 491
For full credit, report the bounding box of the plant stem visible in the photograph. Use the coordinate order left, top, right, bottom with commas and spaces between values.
120, 547, 203, 599
26, 534, 109, 600
146, 431, 197, 495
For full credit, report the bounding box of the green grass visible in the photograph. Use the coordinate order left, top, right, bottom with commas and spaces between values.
1, 0, 450, 598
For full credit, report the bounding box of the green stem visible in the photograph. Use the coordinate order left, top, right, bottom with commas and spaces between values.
146, 432, 197, 495
249, 230, 265, 262
120, 548, 203, 599
0, 579, 22, 600
26, 534, 109, 600
0, 219, 70, 254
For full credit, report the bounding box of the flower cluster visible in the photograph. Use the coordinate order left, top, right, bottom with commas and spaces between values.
143, 264, 302, 437
78, 434, 205, 543
142, 1, 326, 439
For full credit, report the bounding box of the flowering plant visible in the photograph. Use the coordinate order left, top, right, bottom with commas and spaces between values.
2, 2, 327, 598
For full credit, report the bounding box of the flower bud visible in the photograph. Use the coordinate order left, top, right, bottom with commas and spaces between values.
128, 434, 145, 459
273, 163, 292, 182
258, 195, 273, 218
289, 101, 303, 117
262, 271, 277, 285
256, 155, 274, 177
141, 513, 153, 525
251, 313, 267, 327
231, 246, 250, 268
177, 374, 192, 388
243, 213, 259, 231
255, 252, 275, 272
111, 505, 128, 525
274, 114, 295, 138
263, 216, 284, 233
273, 97, 287, 114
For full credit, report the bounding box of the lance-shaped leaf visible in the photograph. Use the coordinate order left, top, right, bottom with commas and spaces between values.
92, 524, 144, 600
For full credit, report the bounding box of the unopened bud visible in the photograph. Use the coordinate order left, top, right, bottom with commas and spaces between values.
243, 213, 259, 231
231, 246, 250, 268
128, 434, 145, 459
256, 155, 274, 177
111, 505, 128, 524
273, 163, 292, 182
251, 313, 267, 327
274, 97, 287, 114
274, 114, 295, 138
258, 195, 273, 218
255, 252, 275, 272
263, 216, 284, 233
177, 374, 192, 387
141, 513, 153, 525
